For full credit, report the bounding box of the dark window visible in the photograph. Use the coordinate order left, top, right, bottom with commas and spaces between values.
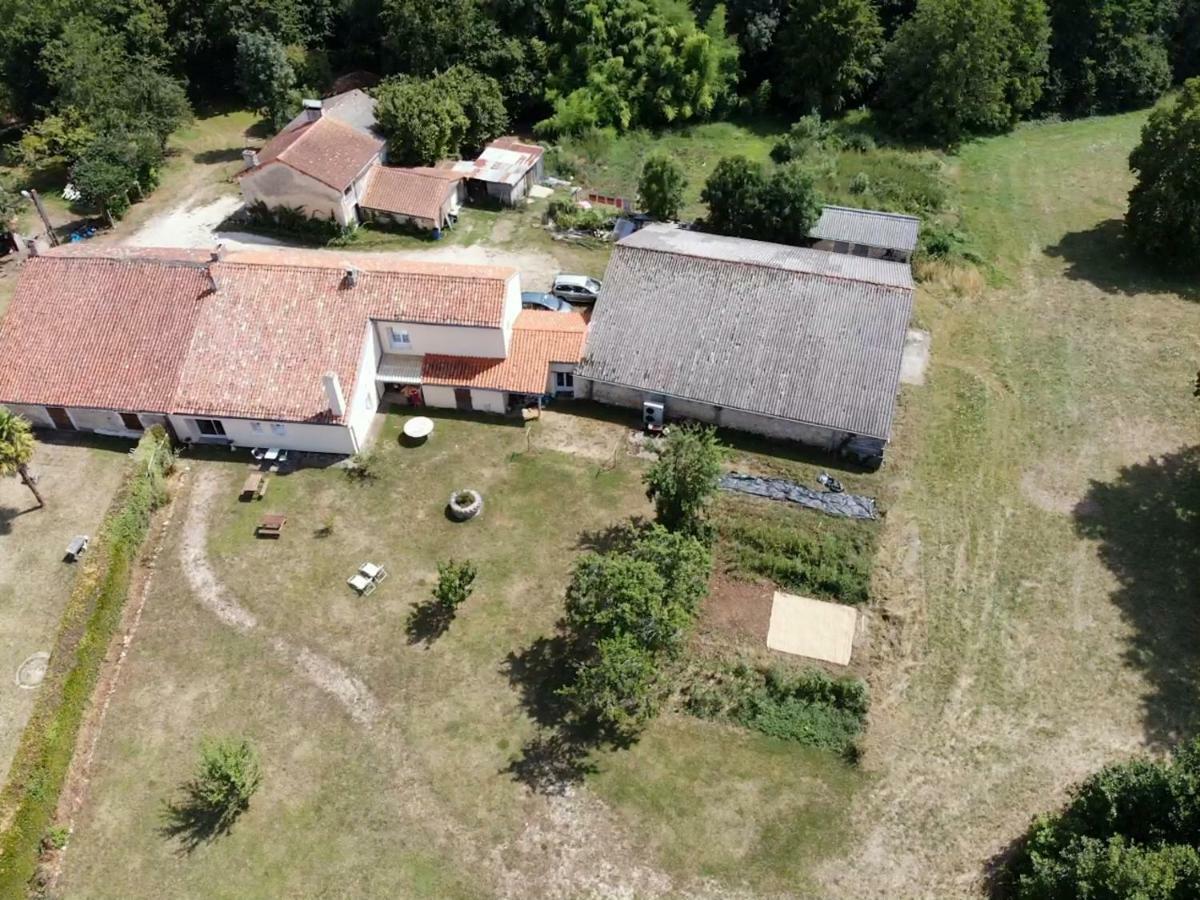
555, 371, 573, 388
195, 418, 226, 436
119, 412, 143, 431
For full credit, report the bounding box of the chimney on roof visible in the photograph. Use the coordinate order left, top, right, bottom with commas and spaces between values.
302, 98, 323, 122
26, 239, 39, 257
242, 148, 260, 170
323, 372, 346, 417
210, 242, 225, 263
344, 266, 359, 287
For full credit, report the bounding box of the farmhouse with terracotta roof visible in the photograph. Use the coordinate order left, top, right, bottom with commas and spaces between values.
237, 100, 386, 228
0, 246, 585, 455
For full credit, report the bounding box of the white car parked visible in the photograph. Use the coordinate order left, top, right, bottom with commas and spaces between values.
551, 274, 602, 304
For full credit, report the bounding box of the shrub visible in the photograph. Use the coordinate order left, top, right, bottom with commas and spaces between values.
547, 197, 615, 232
189, 738, 262, 828
433, 559, 477, 611
346, 449, 380, 481
841, 131, 877, 153
682, 661, 869, 756
849, 172, 871, 194
644, 424, 728, 537
241, 200, 352, 244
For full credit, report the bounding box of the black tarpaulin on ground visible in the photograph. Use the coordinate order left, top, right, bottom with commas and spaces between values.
719, 473, 879, 520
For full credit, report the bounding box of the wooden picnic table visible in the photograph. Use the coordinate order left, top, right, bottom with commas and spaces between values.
256, 513, 287, 538
241, 471, 267, 500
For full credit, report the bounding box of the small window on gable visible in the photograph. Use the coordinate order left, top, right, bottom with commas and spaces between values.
271, 423, 286, 436
388, 327, 411, 349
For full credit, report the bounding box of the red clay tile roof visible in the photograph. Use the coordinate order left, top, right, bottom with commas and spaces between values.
0, 255, 210, 413
422, 310, 587, 395
0, 248, 516, 424
359, 166, 460, 221
240, 116, 384, 191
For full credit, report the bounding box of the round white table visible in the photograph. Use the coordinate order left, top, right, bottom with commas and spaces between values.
403, 416, 434, 440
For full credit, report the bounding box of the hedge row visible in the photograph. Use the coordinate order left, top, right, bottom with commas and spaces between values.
0, 429, 174, 898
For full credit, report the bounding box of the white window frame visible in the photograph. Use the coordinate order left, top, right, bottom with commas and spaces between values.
388, 327, 411, 350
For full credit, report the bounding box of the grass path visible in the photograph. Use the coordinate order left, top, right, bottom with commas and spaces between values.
817, 113, 1200, 897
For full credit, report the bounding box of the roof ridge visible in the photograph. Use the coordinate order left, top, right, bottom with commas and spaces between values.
622, 242, 913, 292
822, 204, 920, 222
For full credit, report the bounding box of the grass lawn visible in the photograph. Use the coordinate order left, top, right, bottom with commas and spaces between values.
57, 410, 863, 898
817, 109, 1200, 897
0, 439, 130, 786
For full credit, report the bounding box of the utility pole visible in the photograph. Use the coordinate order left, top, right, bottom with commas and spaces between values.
20, 189, 58, 247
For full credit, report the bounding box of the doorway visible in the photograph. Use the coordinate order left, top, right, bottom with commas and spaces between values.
46, 407, 75, 430
454, 388, 473, 411
119, 412, 143, 431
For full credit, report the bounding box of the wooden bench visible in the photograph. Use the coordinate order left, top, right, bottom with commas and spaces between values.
255, 513, 287, 538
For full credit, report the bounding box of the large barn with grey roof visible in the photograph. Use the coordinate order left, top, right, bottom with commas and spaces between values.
574, 224, 916, 466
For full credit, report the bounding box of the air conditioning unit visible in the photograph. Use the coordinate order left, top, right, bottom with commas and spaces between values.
642, 401, 665, 428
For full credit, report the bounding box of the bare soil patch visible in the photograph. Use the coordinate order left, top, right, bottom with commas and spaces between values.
700, 571, 773, 644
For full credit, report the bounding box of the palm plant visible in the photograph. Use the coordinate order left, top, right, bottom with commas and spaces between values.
0, 409, 44, 508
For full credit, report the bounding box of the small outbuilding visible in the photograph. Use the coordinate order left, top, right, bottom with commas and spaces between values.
807, 205, 921, 263
359, 167, 466, 232
447, 137, 545, 207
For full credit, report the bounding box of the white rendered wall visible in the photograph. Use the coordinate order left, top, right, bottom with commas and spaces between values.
345, 320, 380, 450
2, 403, 54, 428
169, 415, 357, 454
373, 320, 506, 358
469, 389, 506, 414
421, 385, 457, 409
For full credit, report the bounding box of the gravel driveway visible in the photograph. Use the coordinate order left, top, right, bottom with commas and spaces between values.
125, 192, 568, 290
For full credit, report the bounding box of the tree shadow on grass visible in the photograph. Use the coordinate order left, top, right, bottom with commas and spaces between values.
158, 785, 245, 855
500, 635, 613, 792
192, 147, 245, 165
1073, 445, 1200, 748
1045, 219, 1200, 302
404, 599, 456, 647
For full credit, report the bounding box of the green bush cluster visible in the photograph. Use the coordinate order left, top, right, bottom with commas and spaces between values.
719, 516, 875, 605
241, 201, 352, 244
0, 429, 174, 897
547, 197, 616, 233
559, 524, 712, 738
683, 662, 868, 756
1008, 736, 1200, 897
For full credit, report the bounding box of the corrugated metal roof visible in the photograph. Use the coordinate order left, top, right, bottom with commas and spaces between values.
809, 205, 921, 253
577, 228, 914, 441
618, 225, 913, 289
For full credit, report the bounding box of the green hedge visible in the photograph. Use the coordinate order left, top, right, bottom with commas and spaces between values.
682, 661, 869, 758
0, 429, 174, 898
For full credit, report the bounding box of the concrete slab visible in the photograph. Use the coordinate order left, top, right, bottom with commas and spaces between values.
767, 591, 858, 665
900, 328, 931, 386
529, 184, 554, 199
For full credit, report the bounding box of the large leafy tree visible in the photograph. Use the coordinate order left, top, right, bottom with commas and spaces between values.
638, 154, 687, 221
1008, 737, 1200, 897
1175, 0, 1200, 82
773, 0, 883, 115
236, 31, 298, 130
758, 162, 823, 244
700, 156, 823, 244
538, 0, 739, 134
876, 0, 1050, 144
700, 156, 766, 239
375, 68, 506, 164
0, 409, 43, 508
1126, 79, 1200, 271
71, 129, 163, 223
1043, 0, 1174, 116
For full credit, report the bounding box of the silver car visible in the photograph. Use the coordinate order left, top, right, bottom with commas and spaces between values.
551, 274, 602, 303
